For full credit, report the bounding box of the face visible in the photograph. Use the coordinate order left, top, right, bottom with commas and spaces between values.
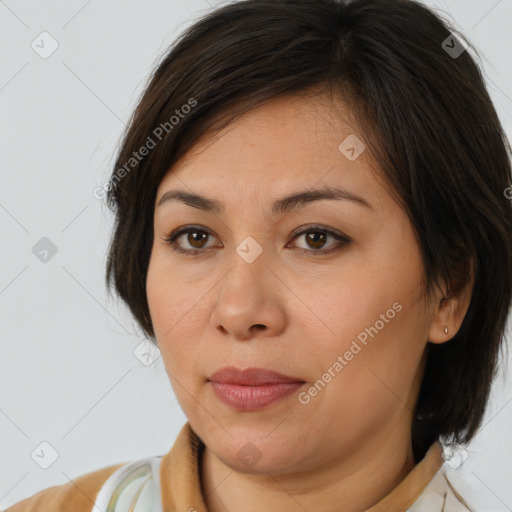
146, 92, 438, 475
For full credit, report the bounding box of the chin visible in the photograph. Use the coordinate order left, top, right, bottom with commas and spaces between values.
211, 429, 309, 474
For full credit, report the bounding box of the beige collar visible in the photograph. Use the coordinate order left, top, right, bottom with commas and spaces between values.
160, 422, 444, 512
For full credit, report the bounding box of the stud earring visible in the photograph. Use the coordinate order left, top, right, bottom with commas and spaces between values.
444, 327, 448, 334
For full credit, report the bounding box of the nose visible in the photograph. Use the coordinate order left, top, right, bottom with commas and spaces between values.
209, 242, 288, 341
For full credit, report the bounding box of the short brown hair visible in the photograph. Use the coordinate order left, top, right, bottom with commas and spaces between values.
105, 0, 512, 461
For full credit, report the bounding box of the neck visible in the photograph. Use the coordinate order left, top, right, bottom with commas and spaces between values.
200, 423, 417, 512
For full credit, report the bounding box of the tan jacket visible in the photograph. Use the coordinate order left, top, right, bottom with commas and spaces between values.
6, 422, 474, 511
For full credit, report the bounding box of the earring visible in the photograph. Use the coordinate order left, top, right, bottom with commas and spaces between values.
444, 327, 448, 334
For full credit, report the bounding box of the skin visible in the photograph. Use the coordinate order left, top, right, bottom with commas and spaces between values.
146, 90, 473, 512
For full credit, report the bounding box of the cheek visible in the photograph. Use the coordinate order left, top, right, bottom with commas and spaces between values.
304, 309, 421, 442
297, 269, 398, 354
147, 251, 197, 335
302, 258, 426, 405
146, 253, 208, 376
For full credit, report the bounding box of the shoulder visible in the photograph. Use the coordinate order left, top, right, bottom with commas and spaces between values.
6, 423, 194, 512
408, 466, 475, 512
92, 456, 163, 511
5, 462, 127, 512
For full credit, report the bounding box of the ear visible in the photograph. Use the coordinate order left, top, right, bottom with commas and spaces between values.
427, 263, 475, 344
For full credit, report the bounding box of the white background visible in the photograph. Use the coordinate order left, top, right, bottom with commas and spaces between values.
1, 0, 511, 510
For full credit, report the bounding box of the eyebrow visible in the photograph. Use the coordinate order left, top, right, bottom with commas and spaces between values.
156, 185, 374, 215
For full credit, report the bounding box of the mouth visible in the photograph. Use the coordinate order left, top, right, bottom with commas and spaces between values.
209, 366, 304, 385
208, 366, 306, 411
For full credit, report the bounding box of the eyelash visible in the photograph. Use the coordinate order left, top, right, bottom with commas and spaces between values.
162, 225, 351, 257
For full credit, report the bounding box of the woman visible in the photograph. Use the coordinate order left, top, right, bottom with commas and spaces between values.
8, 0, 512, 510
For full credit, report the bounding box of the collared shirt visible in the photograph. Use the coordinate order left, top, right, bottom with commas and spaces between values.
6, 422, 474, 512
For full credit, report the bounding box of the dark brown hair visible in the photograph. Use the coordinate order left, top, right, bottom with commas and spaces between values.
104, 0, 512, 462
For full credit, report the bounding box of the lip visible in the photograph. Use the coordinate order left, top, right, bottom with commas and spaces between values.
208, 366, 305, 411
209, 366, 304, 385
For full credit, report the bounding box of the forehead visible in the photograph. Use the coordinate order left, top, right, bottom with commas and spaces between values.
156, 92, 386, 211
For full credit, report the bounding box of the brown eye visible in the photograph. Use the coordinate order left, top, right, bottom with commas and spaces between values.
290, 227, 351, 255
163, 226, 218, 255
164, 225, 351, 257
185, 231, 209, 249
304, 231, 328, 250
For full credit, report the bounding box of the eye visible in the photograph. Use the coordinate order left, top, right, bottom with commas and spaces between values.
163, 226, 218, 256
162, 224, 351, 257
287, 225, 351, 255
